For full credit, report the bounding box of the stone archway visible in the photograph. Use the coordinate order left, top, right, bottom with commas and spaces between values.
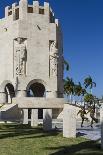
27, 82, 45, 97
0, 81, 15, 104
5, 83, 15, 103
26, 79, 46, 119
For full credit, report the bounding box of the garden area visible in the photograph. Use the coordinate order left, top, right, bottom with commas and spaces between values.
0, 123, 102, 155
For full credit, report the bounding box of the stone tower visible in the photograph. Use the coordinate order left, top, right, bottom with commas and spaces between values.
0, 0, 64, 124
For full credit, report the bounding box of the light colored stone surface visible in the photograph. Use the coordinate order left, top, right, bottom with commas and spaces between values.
23, 109, 28, 124
31, 109, 38, 127
13, 97, 65, 109
63, 104, 76, 138
0, 0, 64, 121
43, 109, 52, 131
16, 90, 27, 97
0, 0, 63, 100
0, 93, 6, 104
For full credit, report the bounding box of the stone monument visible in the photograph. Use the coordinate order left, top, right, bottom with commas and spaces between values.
0, 0, 77, 137
0, 0, 64, 126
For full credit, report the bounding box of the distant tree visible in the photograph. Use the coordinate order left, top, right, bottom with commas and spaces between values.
84, 76, 96, 94
84, 93, 94, 105
64, 77, 74, 103
74, 82, 82, 97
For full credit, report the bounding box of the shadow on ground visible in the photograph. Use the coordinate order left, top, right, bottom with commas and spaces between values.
45, 140, 102, 155
0, 123, 60, 139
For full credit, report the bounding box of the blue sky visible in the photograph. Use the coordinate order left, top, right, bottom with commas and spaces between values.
0, 0, 103, 97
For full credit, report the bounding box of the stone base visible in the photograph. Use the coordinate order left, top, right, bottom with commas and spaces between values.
23, 109, 28, 124
63, 104, 76, 138
31, 109, 38, 127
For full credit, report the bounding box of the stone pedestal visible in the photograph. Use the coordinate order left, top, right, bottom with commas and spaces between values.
0, 92, 7, 104
31, 109, 38, 127
43, 109, 52, 131
100, 106, 103, 149
63, 104, 76, 138
23, 109, 28, 124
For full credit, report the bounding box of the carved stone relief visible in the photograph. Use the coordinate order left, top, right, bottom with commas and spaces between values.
14, 38, 27, 76
49, 41, 59, 76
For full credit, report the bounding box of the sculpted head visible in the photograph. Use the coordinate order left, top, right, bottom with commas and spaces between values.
17, 37, 23, 44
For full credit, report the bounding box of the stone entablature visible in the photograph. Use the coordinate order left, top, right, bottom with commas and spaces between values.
13, 97, 65, 108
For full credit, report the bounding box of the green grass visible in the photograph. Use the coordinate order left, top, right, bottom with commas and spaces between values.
0, 123, 102, 155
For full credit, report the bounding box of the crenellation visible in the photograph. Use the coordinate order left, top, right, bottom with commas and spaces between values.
19, 0, 28, 20
12, 3, 17, 20
5, 6, 10, 18
44, 2, 50, 16
55, 19, 59, 26
3, 0, 56, 24
33, 1, 39, 14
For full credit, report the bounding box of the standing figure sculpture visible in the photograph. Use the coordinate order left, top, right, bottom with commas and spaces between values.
87, 105, 98, 128
50, 41, 58, 76
77, 107, 88, 127
15, 38, 27, 76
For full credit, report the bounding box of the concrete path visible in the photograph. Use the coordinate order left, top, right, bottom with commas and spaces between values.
76, 121, 101, 140
52, 120, 101, 141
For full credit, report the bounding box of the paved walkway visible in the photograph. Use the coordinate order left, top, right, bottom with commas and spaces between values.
53, 120, 101, 141
76, 121, 101, 140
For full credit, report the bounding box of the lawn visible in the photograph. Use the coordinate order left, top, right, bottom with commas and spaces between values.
0, 123, 102, 155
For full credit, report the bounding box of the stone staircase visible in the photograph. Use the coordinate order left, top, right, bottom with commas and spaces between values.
0, 103, 22, 121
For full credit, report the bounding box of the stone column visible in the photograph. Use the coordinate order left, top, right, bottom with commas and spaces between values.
0, 92, 6, 104
43, 109, 52, 131
100, 106, 103, 149
16, 90, 27, 97
23, 109, 28, 124
63, 104, 76, 138
31, 109, 38, 127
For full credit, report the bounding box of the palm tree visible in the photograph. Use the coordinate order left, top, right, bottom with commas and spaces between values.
74, 82, 86, 105
64, 77, 74, 103
84, 93, 94, 105
84, 76, 96, 94
74, 82, 82, 97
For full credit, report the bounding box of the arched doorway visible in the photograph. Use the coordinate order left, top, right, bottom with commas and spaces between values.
5, 83, 15, 103
27, 82, 46, 119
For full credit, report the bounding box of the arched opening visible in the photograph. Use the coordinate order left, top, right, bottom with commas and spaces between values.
5, 83, 15, 103
27, 83, 45, 97
27, 82, 46, 119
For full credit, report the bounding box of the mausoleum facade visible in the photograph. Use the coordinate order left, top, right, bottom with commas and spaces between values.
0, 0, 65, 123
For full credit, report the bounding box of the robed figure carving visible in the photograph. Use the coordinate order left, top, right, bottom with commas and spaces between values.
15, 38, 27, 76
50, 41, 58, 76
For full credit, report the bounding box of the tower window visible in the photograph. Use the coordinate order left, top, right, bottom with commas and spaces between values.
28, 7, 33, 13
39, 8, 44, 15
15, 8, 19, 20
